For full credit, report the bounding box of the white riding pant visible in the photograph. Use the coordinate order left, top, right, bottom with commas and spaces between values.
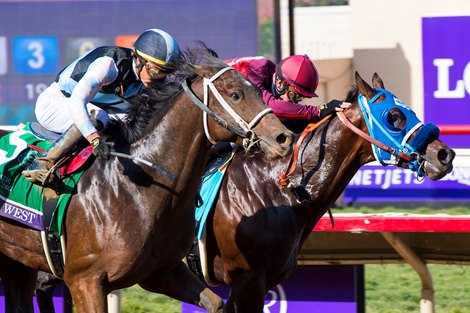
35, 82, 126, 134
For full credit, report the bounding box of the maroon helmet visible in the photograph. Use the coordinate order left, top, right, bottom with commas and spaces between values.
276, 55, 319, 98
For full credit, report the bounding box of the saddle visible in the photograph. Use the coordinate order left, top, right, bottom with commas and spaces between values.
29, 122, 61, 141
28, 122, 93, 177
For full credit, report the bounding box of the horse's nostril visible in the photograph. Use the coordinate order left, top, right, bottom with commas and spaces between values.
276, 133, 286, 144
438, 148, 455, 165
277, 132, 293, 147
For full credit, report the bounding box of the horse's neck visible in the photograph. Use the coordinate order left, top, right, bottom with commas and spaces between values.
305, 116, 370, 203
131, 97, 210, 191
272, 115, 368, 230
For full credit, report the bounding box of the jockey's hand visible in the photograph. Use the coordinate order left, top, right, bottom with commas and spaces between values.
90, 137, 111, 160
319, 100, 351, 119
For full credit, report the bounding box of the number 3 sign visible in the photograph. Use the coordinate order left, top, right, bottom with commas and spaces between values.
13, 36, 58, 74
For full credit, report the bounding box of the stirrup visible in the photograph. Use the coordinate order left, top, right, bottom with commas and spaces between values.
22, 169, 57, 186
22, 159, 56, 186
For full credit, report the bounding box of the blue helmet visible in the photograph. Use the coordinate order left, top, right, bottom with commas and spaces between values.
133, 29, 180, 71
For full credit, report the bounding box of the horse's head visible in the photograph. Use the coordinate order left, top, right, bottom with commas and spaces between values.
346, 71, 455, 180
187, 61, 293, 160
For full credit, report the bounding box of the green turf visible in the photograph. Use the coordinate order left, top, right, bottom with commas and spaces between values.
366, 264, 470, 313
120, 286, 180, 313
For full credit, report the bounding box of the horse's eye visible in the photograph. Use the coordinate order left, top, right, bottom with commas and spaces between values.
386, 108, 407, 130
230, 92, 241, 102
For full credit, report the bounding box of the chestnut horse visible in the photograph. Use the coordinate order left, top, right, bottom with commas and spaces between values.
196, 72, 455, 312
0, 48, 293, 313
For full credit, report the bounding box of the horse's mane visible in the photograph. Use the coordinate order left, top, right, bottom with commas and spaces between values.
345, 84, 359, 103
115, 42, 225, 144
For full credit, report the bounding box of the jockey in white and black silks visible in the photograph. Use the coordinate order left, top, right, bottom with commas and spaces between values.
23, 28, 181, 186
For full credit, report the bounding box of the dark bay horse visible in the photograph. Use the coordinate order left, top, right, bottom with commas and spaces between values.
0, 48, 293, 312
198, 72, 455, 312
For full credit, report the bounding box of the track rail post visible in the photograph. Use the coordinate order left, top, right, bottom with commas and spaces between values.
381, 232, 435, 313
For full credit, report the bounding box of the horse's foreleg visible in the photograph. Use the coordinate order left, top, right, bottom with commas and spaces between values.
226, 270, 266, 313
139, 261, 225, 313
0, 254, 37, 313
36, 271, 61, 313
65, 275, 107, 313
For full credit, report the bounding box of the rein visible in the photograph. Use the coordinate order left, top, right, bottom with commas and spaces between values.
278, 109, 418, 187
182, 66, 273, 149
337, 110, 427, 180
109, 151, 176, 180
278, 114, 333, 187
336, 111, 413, 162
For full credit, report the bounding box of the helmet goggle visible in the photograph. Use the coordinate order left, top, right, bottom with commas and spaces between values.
133, 47, 175, 79
145, 62, 173, 79
286, 86, 305, 103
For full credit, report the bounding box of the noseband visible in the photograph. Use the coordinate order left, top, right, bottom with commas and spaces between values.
182, 66, 273, 149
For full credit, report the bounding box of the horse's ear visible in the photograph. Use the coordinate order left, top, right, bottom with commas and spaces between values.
355, 71, 375, 100
187, 63, 216, 78
372, 72, 385, 89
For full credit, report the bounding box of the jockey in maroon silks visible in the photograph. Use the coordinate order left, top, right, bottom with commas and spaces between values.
225, 55, 349, 132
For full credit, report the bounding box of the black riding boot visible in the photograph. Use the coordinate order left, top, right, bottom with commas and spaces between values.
22, 125, 83, 186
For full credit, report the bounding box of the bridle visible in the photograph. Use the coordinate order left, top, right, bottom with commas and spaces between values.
182, 66, 273, 149
278, 92, 435, 187
335, 109, 426, 180
103, 66, 273, 183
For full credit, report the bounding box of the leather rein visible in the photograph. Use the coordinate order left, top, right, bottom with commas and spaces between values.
278, 109, 414, 187
278, 114, 333, 187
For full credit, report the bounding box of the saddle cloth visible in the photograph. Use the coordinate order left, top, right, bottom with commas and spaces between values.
195, 146, 236, 239
0, 123, 92, 234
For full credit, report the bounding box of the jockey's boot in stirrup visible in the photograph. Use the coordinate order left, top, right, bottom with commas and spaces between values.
22, 125, 83, 186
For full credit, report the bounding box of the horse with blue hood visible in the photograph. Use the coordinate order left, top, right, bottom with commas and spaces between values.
189, 71, 455, 313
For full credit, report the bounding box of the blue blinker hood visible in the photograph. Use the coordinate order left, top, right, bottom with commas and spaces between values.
358, 88, 439, 176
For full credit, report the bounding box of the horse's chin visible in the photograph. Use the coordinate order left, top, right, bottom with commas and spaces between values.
258, 140, 292, 160
424, 161, 453, 181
